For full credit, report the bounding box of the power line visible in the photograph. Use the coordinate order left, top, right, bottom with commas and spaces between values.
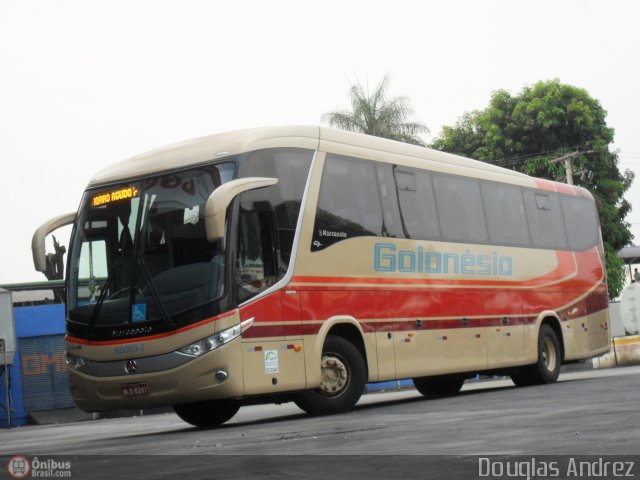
489, 146, 599, 169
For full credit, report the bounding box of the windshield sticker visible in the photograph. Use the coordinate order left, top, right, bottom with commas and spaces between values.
264, 350, 279, 374
183, 205, 200, 225
132, 303, 147, 323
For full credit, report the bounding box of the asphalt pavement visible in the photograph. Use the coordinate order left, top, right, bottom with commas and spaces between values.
1, 366, 639, 479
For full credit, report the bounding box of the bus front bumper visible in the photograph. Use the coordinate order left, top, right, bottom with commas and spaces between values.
68, 339, 244, 412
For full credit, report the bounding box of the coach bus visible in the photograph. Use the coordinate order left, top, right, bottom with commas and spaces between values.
32, 126, 610, 427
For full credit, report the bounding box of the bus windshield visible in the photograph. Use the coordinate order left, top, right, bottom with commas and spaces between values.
67, 162, 235, 336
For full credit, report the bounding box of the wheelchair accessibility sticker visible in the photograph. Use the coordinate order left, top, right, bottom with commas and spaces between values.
132, 303, 147, 322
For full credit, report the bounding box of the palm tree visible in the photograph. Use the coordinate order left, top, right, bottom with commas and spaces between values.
323, 75, 429, 146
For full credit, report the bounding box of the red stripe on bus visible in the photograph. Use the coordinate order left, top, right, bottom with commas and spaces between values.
534, 179, 582, 197
554, 183, 577, 196
390, 317, 536, 332
534, 179, 558, 192
66, 310, 237, 346
244, 294, 607, 339
241, 286, 606, 337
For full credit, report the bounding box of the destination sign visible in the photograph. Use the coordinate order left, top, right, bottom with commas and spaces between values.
91, 187, 139, 207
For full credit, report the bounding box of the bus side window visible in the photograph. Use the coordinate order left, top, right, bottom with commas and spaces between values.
560, 196, 599, 251
523, 191, 568, 250
433, 174, 488, 244
238, 148, 313, 273
235, 202, 279, 303
394, 168, 440, 240
312, 154, 383, 251
481, 182, 531, 247
376, 164, 404, 238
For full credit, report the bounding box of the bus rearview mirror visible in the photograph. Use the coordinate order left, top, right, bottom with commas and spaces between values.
205, 177, 278, 242
32, 212, 76, 273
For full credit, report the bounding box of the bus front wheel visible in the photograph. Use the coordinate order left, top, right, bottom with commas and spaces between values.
511, 324, 561, 387
173, 399, 240, 428
295, 335, 366, 416
413, 374, 465, 396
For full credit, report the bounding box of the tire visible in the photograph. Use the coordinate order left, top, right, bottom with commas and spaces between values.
295, 335, 366, 416
173, 399, 240, 428
413, 374, 465, 396
511, 324, 561, 387
509, 369, 532, 387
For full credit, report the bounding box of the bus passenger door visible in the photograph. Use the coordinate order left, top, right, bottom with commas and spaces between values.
374, 291, 395, 381
281, 288, 307, 386
240, 291, 306, 395
485, 291, 526, 369
235, 196, 307, 395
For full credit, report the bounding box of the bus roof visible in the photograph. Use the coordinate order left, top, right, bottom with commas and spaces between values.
88, 125, 531, 187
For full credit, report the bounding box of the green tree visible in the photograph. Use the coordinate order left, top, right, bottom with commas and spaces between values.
323, 75, 429, 146
432, 79, 634, 298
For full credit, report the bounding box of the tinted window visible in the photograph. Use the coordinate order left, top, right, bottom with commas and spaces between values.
311, 154, 597, 254
238, 148, 313, 270
236, 148, 314, 302
433, 174, 488, 243
236, 204, 279, 303
481, 182, 530, 247
523, 191, 568, 249
561, 196, 599, 251
376, 164, 404, 238
395, 168, 440, 240
313, 155, 383, 251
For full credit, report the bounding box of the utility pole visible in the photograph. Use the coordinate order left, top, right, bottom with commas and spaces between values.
564, 156, 574, 185
549, 150, 594, 185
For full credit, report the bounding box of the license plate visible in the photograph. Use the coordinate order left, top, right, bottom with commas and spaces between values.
121, 382, 150, 397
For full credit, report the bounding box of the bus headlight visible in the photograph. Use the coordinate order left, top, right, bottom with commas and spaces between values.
66, 353, 90, 370
178, 318, 253, 357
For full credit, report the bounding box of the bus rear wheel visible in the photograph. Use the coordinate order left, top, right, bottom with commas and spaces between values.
413, 374, 466, 396
510, 324, 561, 387
173, 399, 240, 428
295, 335, 366, 416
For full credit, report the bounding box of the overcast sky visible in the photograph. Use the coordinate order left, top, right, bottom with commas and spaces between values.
1, 0, 639, 284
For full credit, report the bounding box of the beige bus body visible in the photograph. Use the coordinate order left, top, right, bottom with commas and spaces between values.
59, 126, 610, 419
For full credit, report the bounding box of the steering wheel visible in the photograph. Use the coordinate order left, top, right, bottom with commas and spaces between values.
107, 286, 141, 300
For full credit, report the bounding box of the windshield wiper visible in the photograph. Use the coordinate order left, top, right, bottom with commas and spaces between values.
135, 256, 175, 328
86, 263, 116, 338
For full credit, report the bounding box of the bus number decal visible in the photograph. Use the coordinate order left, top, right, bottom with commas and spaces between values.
113, 344, 145, 355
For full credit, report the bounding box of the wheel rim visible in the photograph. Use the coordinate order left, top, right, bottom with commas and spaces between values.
319, 353, 349, 397
541, 337, 558, 372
